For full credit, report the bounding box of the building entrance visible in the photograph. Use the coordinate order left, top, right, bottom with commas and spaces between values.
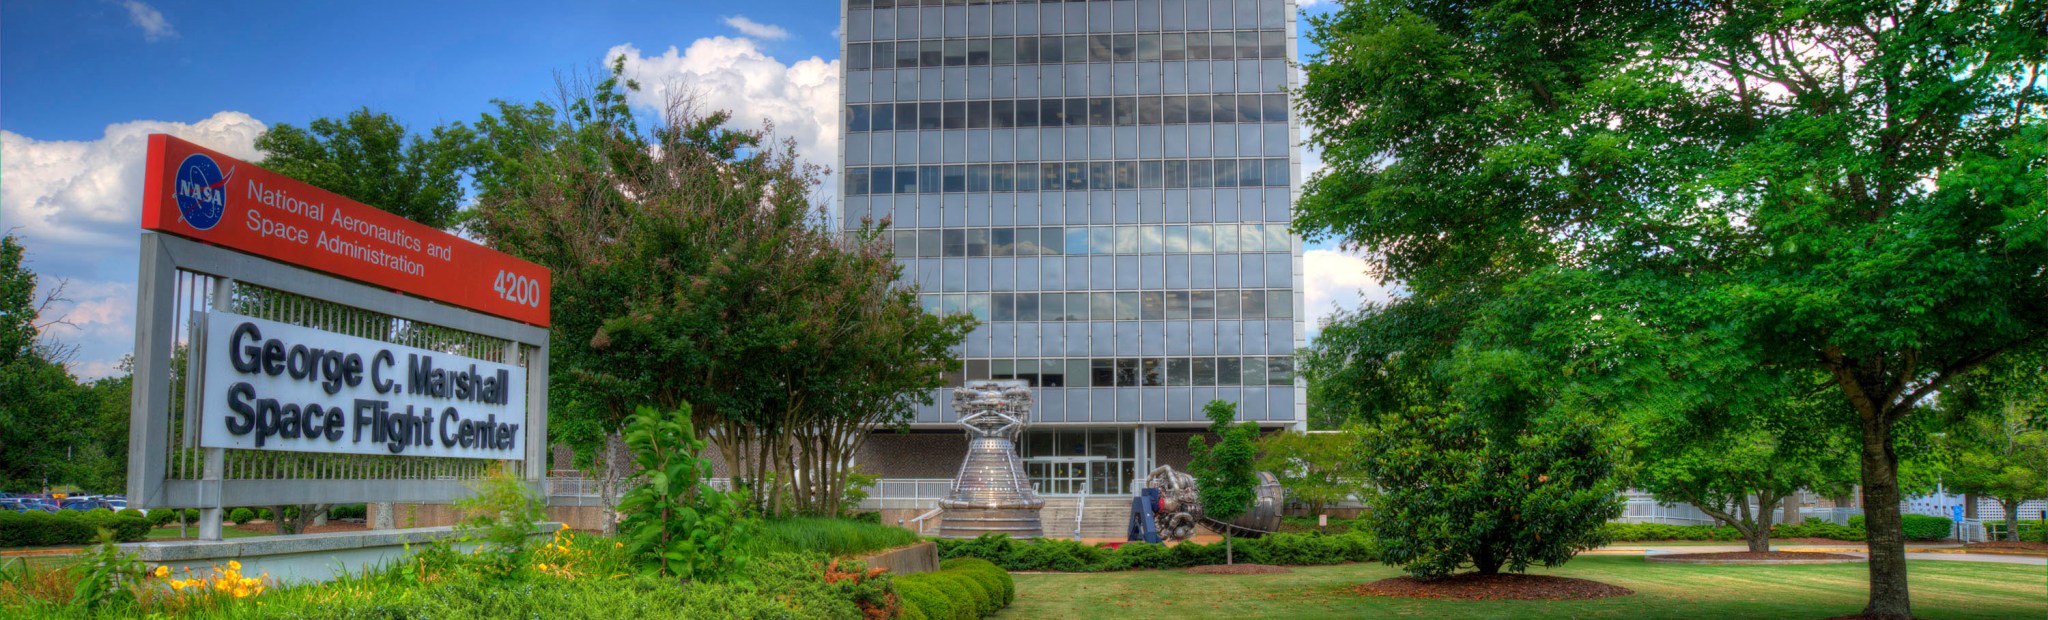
1020, 428, 1135, 495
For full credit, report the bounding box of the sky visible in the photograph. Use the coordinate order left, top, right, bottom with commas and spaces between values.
1, 0, 1394, 380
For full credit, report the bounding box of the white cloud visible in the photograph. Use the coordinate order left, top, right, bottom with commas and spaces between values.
1302, 248, 1401, 337
2, 111, 266, 378
121, 0, 176, 42
605, 39, 840, 171
722, 16, 790, 41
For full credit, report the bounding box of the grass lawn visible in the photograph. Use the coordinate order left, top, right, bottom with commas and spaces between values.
1001, 555, 2047, 619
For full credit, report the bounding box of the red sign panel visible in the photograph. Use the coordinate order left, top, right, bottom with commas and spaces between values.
142, 135, 550, 326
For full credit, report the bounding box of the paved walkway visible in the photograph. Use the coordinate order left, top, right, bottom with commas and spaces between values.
1598, 544, 2046, 566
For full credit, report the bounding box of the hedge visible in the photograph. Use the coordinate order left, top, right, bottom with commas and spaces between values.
329, 504, 368, 520
1901, 514, 1952, 541
894, 560, 1016, 620
934, 531, 1375, 573
0, 510, 151, 546
1602, 523, 1742, 542
228, 507, 256, 525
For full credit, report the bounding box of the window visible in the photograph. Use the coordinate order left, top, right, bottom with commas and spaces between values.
943, 165, 967, 193
1187, 32, 1210, 60
1212, 95, 1237, 124
1141, 291, 1165, 320
1141, 160, 1165, 188
1166, 160, 1188, 188
1037, 35, 1062, 63
1212, 33, 1236, 60
968, 39, 991, 65
992, 228, 1015, 257
944, 39, 967, 66
968, 101, 991, 128
943, 102, 967, 129
1216, 289, 1240, 319
1239, 95, 1264, 122
1166, 358, 1192, 386
1141, 358, 1163, 386
1113, 34, 1136, 61
1191, 290, 1216, 319
1162, 33, 1186, 61
1267, 290, 1292, 318
1065, 35, 1089, 64
849, 43, 872, 70
1267, 357, 1294, 386
894, 231, 918, 257
1016, 292, 1040, 321
993, 292, 1016, 321
1035, 292, 1058, 320
1092, 359, 1115, 386
1240, 290, 1266, 319
943, 229, 966, 257
1088, 162, 1113, 190
1015, 100, 1040, 127
871, 104, 895, 131
1089, 34, 1113, 62
1136, 34, 1161, 61
991, 100, 1014, 128
920, 40, 943, 67
897, 42, 921, 68
918, 230, 942, 257
919, 102, 943, 130
1091, 292, 1116, 321
1067, 98, 1090, 126
1236, 31, 1261, 60
1015, 36, 1040, 64
1113, 97, 1137, 126
1217, 357, 1242, 386
848, 105, 870, 133
1192, 357, 1217, 386
1066, 292, 1091, 320
1188, 95, 1212, 123
1166, 291, 1190, 319
1139, 97, 1163, 125
992, 37, 1015, 65
1115, 292, 1141, 320
1242, 357, 1267, 385
1261, 31, 1285, 59
1088, 98, 1113, 126
1115, 358, 1140, 386
968, 165, 992, 192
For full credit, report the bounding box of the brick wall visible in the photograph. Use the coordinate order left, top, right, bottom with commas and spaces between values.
856, 430, 969, 479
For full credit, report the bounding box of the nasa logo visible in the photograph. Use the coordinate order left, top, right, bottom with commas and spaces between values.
173, 153, 234, 230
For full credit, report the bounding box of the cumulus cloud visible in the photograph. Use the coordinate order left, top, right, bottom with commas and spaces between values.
1302, 248, 1401, 337
723, 16, 790, 40
605, 39, 840, 170
2, 111, 266, 378
121, 0, 176, 42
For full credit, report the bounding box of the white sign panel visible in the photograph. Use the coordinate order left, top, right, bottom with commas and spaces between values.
200, 312, 527, 459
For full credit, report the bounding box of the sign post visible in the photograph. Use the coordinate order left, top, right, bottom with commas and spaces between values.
128, 135, 552, 541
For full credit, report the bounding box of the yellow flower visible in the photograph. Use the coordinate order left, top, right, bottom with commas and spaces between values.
560, 523, 571, 531
233, 587, 251, 598
228, 560, 241, 571
153, 565, 171, 578
537, 563, 550, 571
615, 542, 623, 548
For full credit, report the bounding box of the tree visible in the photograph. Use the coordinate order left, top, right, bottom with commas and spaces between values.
1253, 428, 1362, 517
0, 235, 92, 493
617, 404, 753, 583
1356, 405, 1624, 579
1300, 3, 2046, 615
1942, 347, 2048, 541
1188, 400, 1260, 565
468, 60, 970, 522
1634, 380, 1860, 552
255, 107, 474, 229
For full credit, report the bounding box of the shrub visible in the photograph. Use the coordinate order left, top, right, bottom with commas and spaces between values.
148, 509, 179, 527
1901, 514, 1953, 541
937, 531, 1374, 573
940, 558, 1012, 605
1848, 514, 1866, 529
617, 404, 754, 582
183, 508, 200, 522
0, 510, 150, 546
1773, 517, 1865, 541
1602, 523, 1741, 542
894, 578, 957, 620
115, 509, 145, 520
894, 560, 1014, 620
227, 508, 255, 525
329, 504, 368, 520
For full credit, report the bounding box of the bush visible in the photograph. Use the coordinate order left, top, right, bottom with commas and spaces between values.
1773, 517, 1865, 541
148, 508, 180, 527
1602, 523, 1741, 542
894, 560, 1015, 620
329, 504, 368, 520
184, 508, 200, 522
936, 531, 1375, 573
0, 510, 151, 546
1901, 514, 1953, 541
228, 508, 255, 525
750, 517, 919, 557
116, 508, 145, 520
894, 578, 957, 620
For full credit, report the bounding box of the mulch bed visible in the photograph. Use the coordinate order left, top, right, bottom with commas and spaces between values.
1185, 563, 1291, 575
1352, 573, 1633, 601
1656, 551, 1861, 561
1964, 541, 2048, 553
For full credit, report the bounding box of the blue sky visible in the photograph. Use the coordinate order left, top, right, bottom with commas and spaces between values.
2, 0, 1386, 379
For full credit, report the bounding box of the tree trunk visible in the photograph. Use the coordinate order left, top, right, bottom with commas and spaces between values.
1225, 533, 1233, 565
1858, 416, 1912, 619
2001, 498, 2020, 542
1749, 492, 1778, 553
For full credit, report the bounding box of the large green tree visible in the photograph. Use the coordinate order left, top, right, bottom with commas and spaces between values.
0, 235, 93, 493
1253, 428, 1364, 517
468, 60, 971, 521
255, 107, 474, 228
1942, 346, 2048, 541
1300, 2, 2046, 615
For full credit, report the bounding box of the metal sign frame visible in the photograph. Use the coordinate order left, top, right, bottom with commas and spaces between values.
128, 232, 548, 536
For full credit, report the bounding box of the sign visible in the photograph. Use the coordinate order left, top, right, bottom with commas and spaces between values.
199, 312, 527, 459
143, 135, 550, 326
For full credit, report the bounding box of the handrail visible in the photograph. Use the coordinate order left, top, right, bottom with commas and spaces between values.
1073, 495, 1086, 541
906, 507, 944, 535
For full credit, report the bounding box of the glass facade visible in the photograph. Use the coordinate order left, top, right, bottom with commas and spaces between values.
840, 0, 1304, 426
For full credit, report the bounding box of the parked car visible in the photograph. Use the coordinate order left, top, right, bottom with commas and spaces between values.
60, 499, 115, 511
